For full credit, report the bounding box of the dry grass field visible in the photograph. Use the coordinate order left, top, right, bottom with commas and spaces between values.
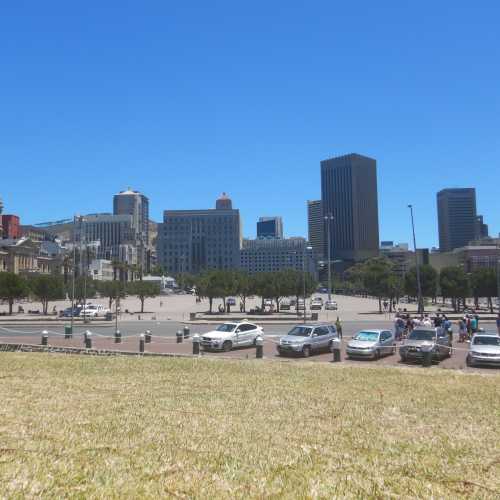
0, 353, 499, 499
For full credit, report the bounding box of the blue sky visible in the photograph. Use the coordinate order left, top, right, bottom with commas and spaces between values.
1, 1, 499, 248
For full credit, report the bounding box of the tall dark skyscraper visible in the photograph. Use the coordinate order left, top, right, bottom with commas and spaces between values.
437, 188, 479, 251
307, 200, 324, 260
321, 153, 379, 262
257, 217, 283, 239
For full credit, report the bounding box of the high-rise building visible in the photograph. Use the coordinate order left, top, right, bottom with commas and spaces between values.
113, 188, 149, 269
257, 217, 283, 240
437, 188, 478, 251
157, 194, 241, 274
475, 215, 489, 240
1, 214, 21, 239
240, 238, 314, 275
321, 153, 379, 262
307, 200, 324, 261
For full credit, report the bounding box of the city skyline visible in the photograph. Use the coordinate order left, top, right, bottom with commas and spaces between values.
1, 2, 499, 247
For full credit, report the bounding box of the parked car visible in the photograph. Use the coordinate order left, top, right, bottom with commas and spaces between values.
63, 306, 81, 317
200, 321, 264, 352
346, 330, 396, 360
277, 324, 338, 357
466, 333, 500, 367
280, 299, 291, 311
325, 300, 338, 310
399, 327, 452, 363
310, 297, 323, 310
81, 304, 110, 318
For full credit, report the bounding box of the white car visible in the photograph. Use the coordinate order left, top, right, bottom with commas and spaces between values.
200, 321, 264, 352
325, 300, 338, 310
466, 333, 500, 368
81, 304, 110, 318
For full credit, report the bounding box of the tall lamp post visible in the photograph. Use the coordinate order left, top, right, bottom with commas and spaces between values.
408, 205, 424, 314
303, 245, 313, 323
324, 213, 334, 301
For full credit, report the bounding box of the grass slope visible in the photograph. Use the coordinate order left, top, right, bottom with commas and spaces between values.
0, 354, 499, 499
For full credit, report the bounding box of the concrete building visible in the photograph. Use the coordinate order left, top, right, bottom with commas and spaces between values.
437, 188, 481, 251
430, 244, 500, 273
157, 194, 241, 274
257, 217, 283, 240
307, 200, 324, 261
380, 242, 411, 277
475, 215, 489, 240
89, 259, 114, 281
113, 188, 150, 271
321, 153, 380, 263
0, 238, 61, 275
240, 237, 314, 275
74, 214, 137, 265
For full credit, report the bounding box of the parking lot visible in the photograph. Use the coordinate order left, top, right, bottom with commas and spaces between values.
1, 320, 498, 373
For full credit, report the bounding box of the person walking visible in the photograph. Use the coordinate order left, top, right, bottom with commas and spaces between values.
335, 317, 343, 339
458, 318, 467, 343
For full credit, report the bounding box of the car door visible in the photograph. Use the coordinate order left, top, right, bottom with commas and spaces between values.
237, 324, 254, 346
244, 323, 258, 345
382, 330, 394, 354
314, 326, 329, 350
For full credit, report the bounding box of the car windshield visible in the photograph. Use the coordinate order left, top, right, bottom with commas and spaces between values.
354, 331, 379, 341
473, 336, 500, 346
409, 330, 435, 341
288, 326, 312, 337
216, 324, 237, 332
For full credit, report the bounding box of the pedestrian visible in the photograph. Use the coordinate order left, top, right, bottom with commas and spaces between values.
335, 316, 343, 339
443, 315, 452, 343
470, 315, 478, 335
458, 319, 467, 343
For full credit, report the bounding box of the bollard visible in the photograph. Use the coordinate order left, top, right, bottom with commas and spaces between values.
41, 330, 48, 346
176, 330, 183, 343
183, 325, 190, 339
145, 330, 152, 344
64, 325, 73, 339
85, 331, 92, 349
332, 338, 342, 362
139, 334, 145, 353
422, 349, 432, 367
192, 334, 200, 355
255, 335, 264, 359
115, 330, 121, 344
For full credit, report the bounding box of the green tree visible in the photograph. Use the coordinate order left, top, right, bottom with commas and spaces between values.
439, 266, 469, 312
404, 265, 438, 301
469, 268, 498, 313
0, 272, 27, 315
358, 258, 396, 313
127, 280, 161, 313
28, 275, 65, 315
269, 269, 297, 313
253, 272, 276, 310
195, 270, 224, 314
234, 271, 255, 312
97, 280, 126, 309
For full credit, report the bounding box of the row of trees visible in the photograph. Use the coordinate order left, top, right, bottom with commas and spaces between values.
177, 269, 317, 314
0, 272, 160, 315
342, 257, 498, 313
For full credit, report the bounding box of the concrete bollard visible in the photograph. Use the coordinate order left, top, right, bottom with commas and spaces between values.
332, 338, 342, 363
139, 334, 145, 353
85, 331, 92, 349
64, 325, 72, 339
192, 334, 200, 355
145, 330, 152, 344
183, 326, 190, 339
114, 330, 121, 344
255, 335, 264, 359
422, 349, 432, 367
41, 330, 48, 346
176, 330, 183, 343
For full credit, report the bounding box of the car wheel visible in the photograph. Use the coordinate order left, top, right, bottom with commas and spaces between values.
222, 341, 232, 352
374, 349, 381, 360
302, 345, 311, 358
466, 355, 473, 367
391, 344, 396, 355
400, 354, 407, 363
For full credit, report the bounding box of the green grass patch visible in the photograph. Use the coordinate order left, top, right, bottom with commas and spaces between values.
0, 354, 499, 498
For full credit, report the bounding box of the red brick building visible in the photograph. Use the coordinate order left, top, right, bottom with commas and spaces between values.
1, 215, 21, 239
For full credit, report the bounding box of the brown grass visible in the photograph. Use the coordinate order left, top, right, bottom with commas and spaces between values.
0, 353, 499, 498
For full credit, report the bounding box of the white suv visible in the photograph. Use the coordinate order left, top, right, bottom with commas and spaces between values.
81, 304, 110, 318
201, 321, 264, 352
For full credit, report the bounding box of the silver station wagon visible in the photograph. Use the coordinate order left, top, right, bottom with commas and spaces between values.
346, 330, 396, 360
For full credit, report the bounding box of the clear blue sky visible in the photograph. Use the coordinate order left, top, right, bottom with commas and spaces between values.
1, 1, 499, 248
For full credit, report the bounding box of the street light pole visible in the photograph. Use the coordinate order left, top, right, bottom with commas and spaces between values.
70, 214, 76, 332
408, 205, 423, 314
324, 213, 334, 301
